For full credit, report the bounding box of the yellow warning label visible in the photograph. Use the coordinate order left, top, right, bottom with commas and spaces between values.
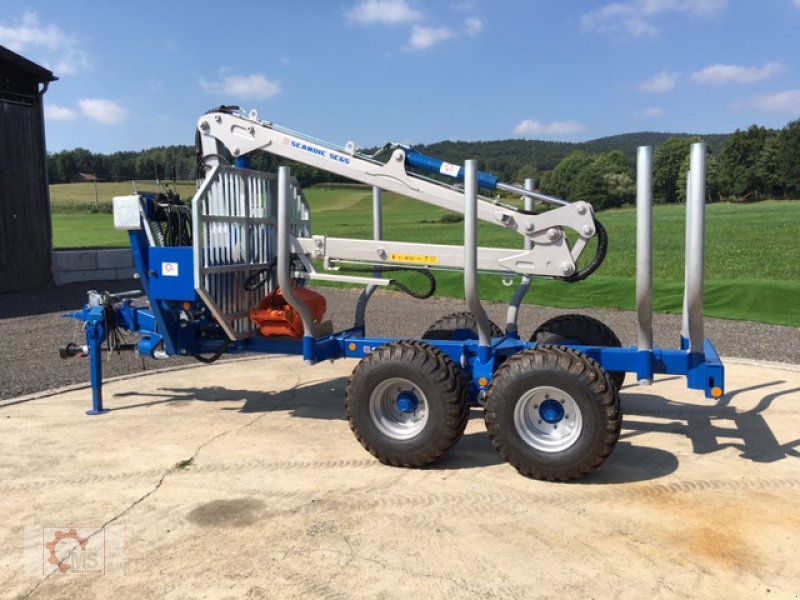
390, 253, 439, 265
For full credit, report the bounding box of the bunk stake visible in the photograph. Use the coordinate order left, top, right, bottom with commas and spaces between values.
684, 143, 707, 354
463, 160, 492, 356
505, 177, 535, 336
636, 146, 654, 384
277, 166, 317, 354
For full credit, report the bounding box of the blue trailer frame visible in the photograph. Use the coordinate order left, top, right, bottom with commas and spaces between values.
66, 187, 724, 415
62, 121, 725, 479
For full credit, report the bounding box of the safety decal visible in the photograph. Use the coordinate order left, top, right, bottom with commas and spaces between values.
390, 253, 439, 265
439, 161, 460, 178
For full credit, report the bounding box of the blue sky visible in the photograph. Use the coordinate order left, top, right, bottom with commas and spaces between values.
2, 0, 799, 153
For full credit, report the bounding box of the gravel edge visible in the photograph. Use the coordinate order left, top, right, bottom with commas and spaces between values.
1, 280, 798, 401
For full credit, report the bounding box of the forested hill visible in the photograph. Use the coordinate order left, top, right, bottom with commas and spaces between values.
49, 121, 799, 205
47, 130, 731, 185
416, 131, 731, 183
580, 132, 730, 156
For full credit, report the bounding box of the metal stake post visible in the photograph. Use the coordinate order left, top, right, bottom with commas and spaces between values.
505, 178, 535, 335
355, 187, 384, 329
681, 171, 692, 346
276, 166, 316, 357
372, 186, 383, 240
636, 146, 654, 384
464, 160, 492, 352
685, 144, 707, 354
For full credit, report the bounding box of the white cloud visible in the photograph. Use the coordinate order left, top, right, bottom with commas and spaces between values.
795, 0, 800, 8
52, 49, 91, 76
734, 90, 800, 115
201, 74, 281, 99
346, 0, 422, 24
640, 70, 679, 93
79, 99, 127, 125
582, 4, 657, 36
582, 0, 726, 36
465, 17, 483, 36
0, 11, 90, 75
406, 25, 455, 50
0, 11, 65, 51
514, 119, 586, 137
691, 62, 784, 85
639, 107, 665, 118
450, 1, 476, 11
44, 103, 77, 122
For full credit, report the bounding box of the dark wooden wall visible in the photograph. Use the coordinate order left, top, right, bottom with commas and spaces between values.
0, 65, 54, 293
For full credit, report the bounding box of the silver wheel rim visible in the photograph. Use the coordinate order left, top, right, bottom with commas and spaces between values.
513, 385, 583, 452
369, 377, 429, 440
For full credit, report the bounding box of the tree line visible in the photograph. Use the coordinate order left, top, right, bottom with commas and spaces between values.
47, 119, 799, 209
535, 120, 799, 209
46, 144, 344, 187
47, 145, 197, 184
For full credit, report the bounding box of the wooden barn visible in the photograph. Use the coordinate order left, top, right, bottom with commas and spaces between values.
0, 45, 57, 293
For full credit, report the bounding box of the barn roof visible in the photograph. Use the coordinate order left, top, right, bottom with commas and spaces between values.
0, 45, 57, 83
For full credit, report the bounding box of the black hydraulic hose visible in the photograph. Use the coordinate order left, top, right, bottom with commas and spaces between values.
193, 339, 231, 364
386, 268, 437, 300
337, 265, 437, 300
243, 260, 277, 291
561, 217, 608, 283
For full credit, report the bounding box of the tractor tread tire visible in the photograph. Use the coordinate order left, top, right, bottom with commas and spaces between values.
531, 314, 626, 390
485, 345, 621, 481
346, 341, 469, 468
422, 311, 503, 340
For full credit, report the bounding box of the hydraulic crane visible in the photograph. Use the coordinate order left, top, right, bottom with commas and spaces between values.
61, 106, 724, 481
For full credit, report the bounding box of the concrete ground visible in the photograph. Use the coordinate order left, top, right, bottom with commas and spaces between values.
2, 355, 799, 599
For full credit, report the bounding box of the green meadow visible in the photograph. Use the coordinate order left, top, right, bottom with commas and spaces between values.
50, 182, 800, 327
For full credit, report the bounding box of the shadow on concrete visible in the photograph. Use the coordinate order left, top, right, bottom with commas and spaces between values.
110, 378, 349, 421
580, 442, 680, 484
620, 380, 800, 464
433, 426, 506, 470
445, 410, 680, 482
108, 377, 799, 479
431, 431, 678, 483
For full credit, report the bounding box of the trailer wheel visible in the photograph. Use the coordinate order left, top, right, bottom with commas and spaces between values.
346, 341, 469, 467
484, 345, 620, 481
531, 314, 625, 389
421, 311, 503, 340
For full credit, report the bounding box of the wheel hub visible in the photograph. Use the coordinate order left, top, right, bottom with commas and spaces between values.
539, 399, 565, 424
396, 391, 420, 414
513, 385, 583, 452
369, 378, 429, 440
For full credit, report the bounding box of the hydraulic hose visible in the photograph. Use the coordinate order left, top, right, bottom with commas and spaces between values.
561, 218, 608, 283
335, 265, 437, 300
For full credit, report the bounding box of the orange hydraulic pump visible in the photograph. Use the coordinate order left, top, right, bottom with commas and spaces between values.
249, 287, 327, 338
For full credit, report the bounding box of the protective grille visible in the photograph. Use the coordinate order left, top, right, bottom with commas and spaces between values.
192, 165, 310, 340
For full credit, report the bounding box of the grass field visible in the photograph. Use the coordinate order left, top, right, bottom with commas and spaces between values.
50, 182, 800, 327
49, 181, 198, 213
